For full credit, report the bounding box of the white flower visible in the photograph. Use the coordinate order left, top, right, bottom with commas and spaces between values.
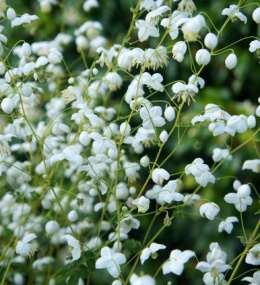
140, 155, 150, 167
120, 122, 131, 137
140, 242, 166, 264
247, 115, 256, 128
120, 214, 140, 234
185, 158, 209, 177
245, 244, 260, 265
204, 33, 218, 49
163, 249, 195, 275
11, 13, 39, 27
196, 49, 211, 65
50, 145, 83, 166
130, 274, 156, 285
181, 15, 206, 42
130, 274, 155, 285
83, 0, 99, 12
1, 97, 14, 114
242, 271, 260, 284
225, 54, 237, 69
249, 40, 260, 53
141, 72, 164, 91
224, 184, 253, 212
95, 246, 126, 278
222, 5, 247, 23
159, 180, 184, 204
218, 216, 239, 234
227, 115, 248, 134
68, 210, 78, 222
140, 106, 166, 130
152, 168, 170, 185
132, 196, 150, 213
200, 202, 220, 220
195, 171, 216, 187
16, 233, 37, 258
105, 72, 123, 91
252, 7, 260, 24
242, 159, 260, 173
63, 235, 81, 261
196, 242, 232, 275
212, 148, 232, 162
172, 82, 198, 104
172, 41, 187, 62
135, 20, 159, 42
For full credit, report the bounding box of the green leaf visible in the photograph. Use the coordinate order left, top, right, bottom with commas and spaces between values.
237, 236, 248, 245
79, 265, 89, 279
86, 259, 96, 272
68, 273, 80, 285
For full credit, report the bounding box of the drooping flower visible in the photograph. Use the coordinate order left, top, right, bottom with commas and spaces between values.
218, 216, 239, 234
200, 202, 220, 220
224, 184, 253, 212
140, 106, 165, 130
16, 233, 37, 258
95, 246, 126, 278
245, 244, 260, 265
130, 273, 156, 285
152, 168, 170, 185
163, 249, 195, 275
222, 5, 247, 23
242, 159, 260, 173
242, 271, 260, 284
140, 242, 166, 264
132, 196, 150, 213
63, 235, 81, 261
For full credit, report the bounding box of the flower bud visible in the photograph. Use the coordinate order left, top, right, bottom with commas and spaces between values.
76, 36, 89, 50
195, 49, 211, 65
45, 221, 60, 235
247, 115, 256, 128
6, 8, 16, 21
252, 7, 260, 24
21, 43, 31, 57
225, 54, 237, 69
237, 184, 251, 198
204, 33, 218, 49
256, 105, 260, 117
164, 106, 175, 121
79, 131, 90, 146
68, 77, 75, 84
120, 122, 131, 136
1, 97, 14, 114
68, 210, 78, 222
140, 155, 150, 167
233, 180, 241, 191
159, 130, 168, 143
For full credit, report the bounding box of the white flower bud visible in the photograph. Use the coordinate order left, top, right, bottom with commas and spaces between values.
140, 155, 150, 167
237, 184, 251, 198
159, 130, 168, 143
204, 33, 218, 49
195, 49, 211, 65
79, 131, 90, 146
130, 186, 136, 195
1, 97, 14, 114
21, 43, 31, 57
68, 77, 75, 84
164, 106, 175, 121
93, 68, 98, 75
247, 115, 256, 128
68, 210, 78, 222
21, 85, 32, 97
108, 148, 118, 159
120, 122, 131, 136
45, 221, 60, 235
225, 54, 237, 69
7, 8, 16, 21
256, 105, 260, 117
233, 180, 241, 191
252, 7, 260, 24
76, 36, 89, 50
